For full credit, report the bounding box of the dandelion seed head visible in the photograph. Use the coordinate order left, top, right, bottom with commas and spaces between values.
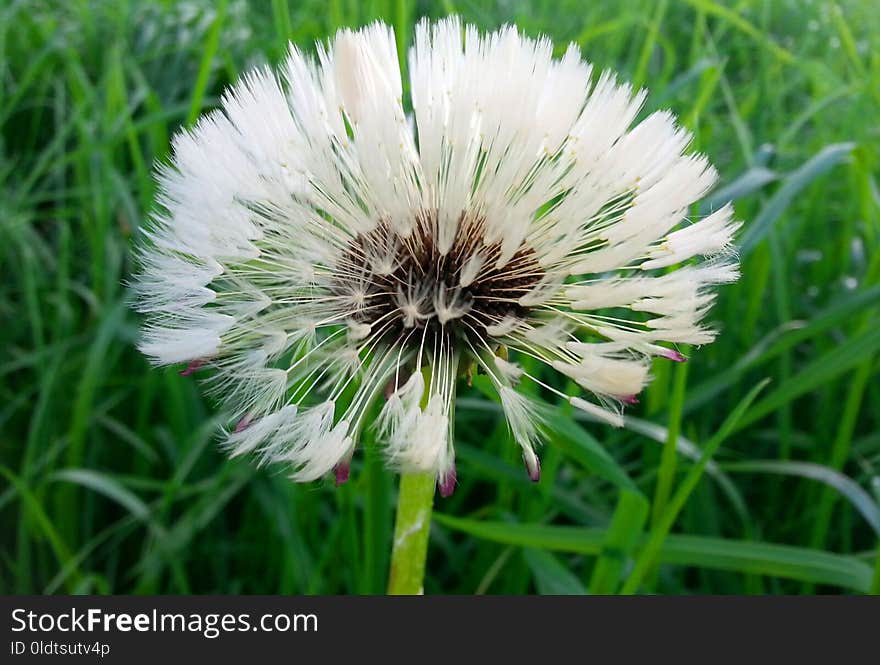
132, 18, 740, 492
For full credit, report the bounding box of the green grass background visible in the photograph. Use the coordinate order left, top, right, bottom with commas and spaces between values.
1, 0, 878, 594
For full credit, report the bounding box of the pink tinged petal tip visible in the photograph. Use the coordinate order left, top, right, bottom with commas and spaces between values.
233, 413, 253, 433
439, 464, 457, 498
179, 359, 204, 376
622, 394, 640, 405
525, 456, 541, 483
334, 462, 350, 486
664, 349, 688, 363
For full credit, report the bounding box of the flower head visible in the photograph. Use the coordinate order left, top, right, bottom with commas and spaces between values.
133, 18, 739, 490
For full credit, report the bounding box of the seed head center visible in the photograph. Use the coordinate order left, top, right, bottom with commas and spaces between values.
334, 211, 543, 346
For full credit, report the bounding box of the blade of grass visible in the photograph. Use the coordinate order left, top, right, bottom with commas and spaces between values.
51, 468, 151, 522
684, 284, 880, 414
621, 378, 770, 593
651, 352, 689, 526
185, 0, 227, 127
361, 436, 392, 594
523, 548, 587, 595
872, 548, 880, 595
544, 411, 643, 495
739, 142, 856, 257
589, 489, 649, 594
735, 326, 880, 430
702, 165, 778, 212
721, 460, 880, 537
1, 465, 80, 592
434, 513, 872, 593
680, 0, 794, 64
622, 414, 750, 526
632, 0, 667, 89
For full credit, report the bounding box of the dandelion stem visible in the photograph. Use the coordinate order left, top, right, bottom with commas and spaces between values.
387, 471, 435, 594
388, 364, 438, 594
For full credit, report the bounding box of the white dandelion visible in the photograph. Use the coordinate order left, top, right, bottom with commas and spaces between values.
132, 18, 740, 495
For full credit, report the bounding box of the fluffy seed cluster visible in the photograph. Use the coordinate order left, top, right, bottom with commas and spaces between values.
133, 18, 740, 493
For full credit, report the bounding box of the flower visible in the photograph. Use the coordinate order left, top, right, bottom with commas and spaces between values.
132, 18, 740, 491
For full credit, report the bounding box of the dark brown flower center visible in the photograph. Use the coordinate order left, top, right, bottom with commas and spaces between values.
333, 211, 543, 347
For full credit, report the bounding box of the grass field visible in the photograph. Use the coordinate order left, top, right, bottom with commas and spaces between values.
1, 0, 879, 594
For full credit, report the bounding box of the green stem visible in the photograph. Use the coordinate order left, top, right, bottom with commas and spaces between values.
387, 471, 435, 594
